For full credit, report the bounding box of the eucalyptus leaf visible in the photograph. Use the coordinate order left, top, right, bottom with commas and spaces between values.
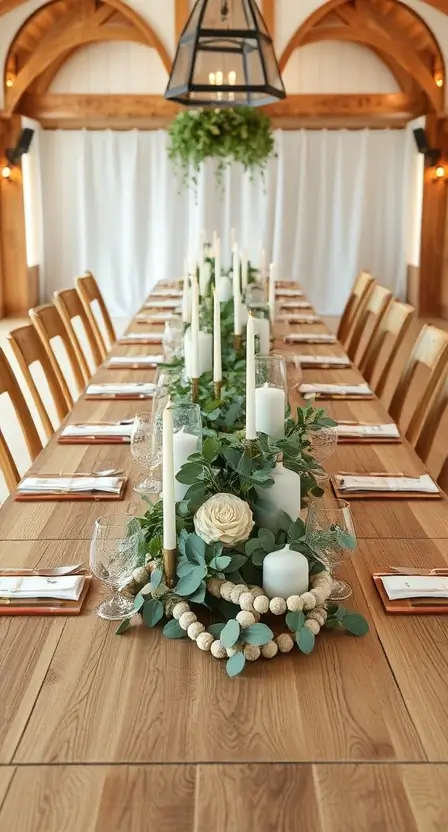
341, 614, 369, 636
150, 568, 162, 592
187, 581, 207, 605
208, 622, 226, 638
252, 549, 267, 567
288, 520, 306, 541
134, 593, 144, 613
245, 537, 263, 557
142, 599, 164, 628
115, 618, 131, 635
222, 554, 247, 573
226, 651, 246, 678
258, 528, 276, 552
220, 619, 241, 648
202, 437, 219, 460
175, 566, 207, 596
243, 623, 273, 646
210, 555, 232, 571
286, 611, 305, 633
296, 627, 315, 655
177, 561, 198, 578
277, 510, 293, 532
176, 463, 204, 484
163, 619, 188, 639
185, 534, 206, 564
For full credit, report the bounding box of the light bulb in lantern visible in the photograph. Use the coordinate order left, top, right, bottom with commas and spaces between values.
1, 166, 11, 180
215, 71, 223, 85
209, 72, 216, 85
436, 75, 444, 88
6, 78, 13, 88
228, 70, 236, 102
435, 165, 446, 180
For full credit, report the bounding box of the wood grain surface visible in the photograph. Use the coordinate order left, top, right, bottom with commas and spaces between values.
1, 284, 448, 829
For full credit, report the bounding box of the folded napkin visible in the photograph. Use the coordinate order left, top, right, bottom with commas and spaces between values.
279, 314, 321, 323
0, 575, 85, 601
107, 355, 165, 367
151, 291, 182, 298
18, 476, 123, 494
120, 333, 162, 342
285, 333, 336, 343
299, 383, 372, 396
337, 423, 400, 438
280, 301, 313, 309
137, 314, 176, 322
86, 383, 155, 396
276, 289, 304, 297
61, 424, 133, 438
294, 354, 350, 367
143, 300, 179, 309
381, 575, 448, 600
336, 474, 439, 494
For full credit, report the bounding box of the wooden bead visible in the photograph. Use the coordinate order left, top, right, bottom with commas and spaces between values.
275, 633, 295, 653
196, 632, 214, 652
253, 595, 269, 614
261, 641, 278, 659
250, 586, 264, 598
243, 644, 261, 661
132, 567, 149, 585
173, 602, 190, 621
210, 639, 227, 659
230, 584, 248, 604
269, 597, 287, 616
305, 619, 320, 635
301, 592, 317, 611
179, 611, 197, 631
220, 581, 234, 602
187, 621, 205, 640
207, 578, 223, 598
236, 611, 256, 629
286, 595, 304, 612
239, 591, 255, 611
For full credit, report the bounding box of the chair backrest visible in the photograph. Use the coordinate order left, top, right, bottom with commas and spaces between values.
53, 288, 103, 381
415, 373, 448, 467
437, 456, 448, 495
359, 301, 416, 397
0, 429, 20, 492
0, 347, 42, 488
8, 324, 70, 441
76, 272, 115, 354
337, 271, 375, 346
29, 303, 84, 405
389, 324, 448, 445
345, 284, 393, 363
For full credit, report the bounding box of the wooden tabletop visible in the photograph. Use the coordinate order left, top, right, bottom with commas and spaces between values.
1, 288, 448, 831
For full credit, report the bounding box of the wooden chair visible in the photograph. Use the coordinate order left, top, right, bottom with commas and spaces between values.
415, 373, 448, 472
76, 272, 115, 354
0, 347, 42, 491
389, 324, 448, 445
337, 271, 375, 346
30, 303, 85, 406
345, 284, 393, 363
53, 288, 103, 382
358, 301, 416, 398
8, 324, 70, 441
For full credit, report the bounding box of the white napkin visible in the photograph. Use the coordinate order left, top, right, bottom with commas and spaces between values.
299, 383, 372, 396
107, 355, 165, 367
381, 575, 448, 600
294, 355, 350, 367
279, 314, 321, 323
143, 300, 179, 309
337, 423, 400, 438
285, 333, 336, 343
336, 474, 439, 493
276, 289, 304, 297
137, 314, 176, 322
280, 301, 313, 309
0, 575, 85, 601
61, 424, 133, 439
120, 333, 162, 342
18, 476, 123, 494
151, 291, 182, 298
86, 383, 155, 396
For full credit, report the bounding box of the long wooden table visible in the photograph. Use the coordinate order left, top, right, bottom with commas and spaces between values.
1, 288, 448, 831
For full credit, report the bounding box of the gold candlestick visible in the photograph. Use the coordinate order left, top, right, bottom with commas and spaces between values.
214, 380, 222, 400
234, 334, 242, 351
191, 377, 199, 402
163, 547, 177, 589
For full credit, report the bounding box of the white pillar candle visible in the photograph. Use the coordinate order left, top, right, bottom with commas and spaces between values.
233, 247, 240, 297
215, 237, 221, 286
213, 230, 218, 257
255, 385, 285, 439
255, 462, 301, 530
182, 259, 190, 324
269, 262, 276, 323
200, 261, 211, 297
213, 289, 222, 384
246, 315, 256, 440
263, 544, 309, 600
253, 316, 270, 355
184, 329, 213, 378
233, 247, 242, 336
231, 227, 236, 252
173, 426, 200, 502
191, 275, 200, 378
241, 249, 249, 293
162, 405, 177, 549
234, 292, 242, 336
217, 275, 232, 303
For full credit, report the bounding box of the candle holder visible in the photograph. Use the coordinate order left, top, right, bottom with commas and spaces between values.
191, 377, 199, 402
214, 380, 222, 400
255, 354, 288, 440
163, 547, 177, 588
245, 438, 261, 459
234, 334, 242, 351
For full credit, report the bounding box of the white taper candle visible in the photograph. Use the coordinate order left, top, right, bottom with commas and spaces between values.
246, 314, 256, 440
242, 249, 248, 293
269, 262, 276, 323
191, 274, 200, 378
163, 405, 177, 549
182, 258, 190, 324
213, 289, 222, 383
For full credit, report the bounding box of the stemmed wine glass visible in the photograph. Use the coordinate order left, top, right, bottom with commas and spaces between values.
90, 514, 142, 620
130, 388, 168, 494
305, 498, 357, 600
162, 319, 184, 360
307, 424, 338, 486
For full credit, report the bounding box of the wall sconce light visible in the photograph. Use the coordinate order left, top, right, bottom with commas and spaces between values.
5, 77, 13, 88
1, 166, 12, 180
435, 164, 446, 181
435, 74, 444, 88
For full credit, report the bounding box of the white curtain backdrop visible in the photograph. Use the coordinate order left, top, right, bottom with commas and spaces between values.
38, 127, 416, 316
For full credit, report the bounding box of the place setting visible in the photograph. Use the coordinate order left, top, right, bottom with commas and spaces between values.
119, 331, 164, 345
14, 471, 127, 502
106, 354, 166, 370
331, 471, 442, 500
278, 313, 323, 324
85, 382, 156, 400
290, 354, 352, 369
284, 332, 337, 344
337, 422, 402, 443
298, 382, 374, 400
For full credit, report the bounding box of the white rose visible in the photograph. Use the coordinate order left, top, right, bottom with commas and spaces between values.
194, 493, 254, 546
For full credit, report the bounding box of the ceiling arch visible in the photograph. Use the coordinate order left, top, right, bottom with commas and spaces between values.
4, 0, 172, 114
280, 0, 444, 112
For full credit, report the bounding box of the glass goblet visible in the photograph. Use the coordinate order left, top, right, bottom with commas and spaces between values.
255, 353, 288, 440
305, 498, 357, 601
162, 318, 184, 360
90, 514, 142, 620
170, 402, 203, 502
130, 410, 163, 495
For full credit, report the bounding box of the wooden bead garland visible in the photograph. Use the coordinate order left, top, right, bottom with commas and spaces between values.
165, 572, 333, 666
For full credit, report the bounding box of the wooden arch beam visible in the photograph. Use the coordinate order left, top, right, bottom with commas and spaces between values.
302, 26, 442, 111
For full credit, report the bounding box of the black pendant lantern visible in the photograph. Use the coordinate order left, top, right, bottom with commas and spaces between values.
165, 0, 286, 108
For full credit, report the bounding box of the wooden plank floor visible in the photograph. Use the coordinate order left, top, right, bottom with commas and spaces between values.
1, 290, 448, 828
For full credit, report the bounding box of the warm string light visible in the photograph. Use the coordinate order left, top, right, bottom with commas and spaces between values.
6, 78, 13, 88
435, 74, 444, 88
435, 164, 446, 180
1, 166, 11, 180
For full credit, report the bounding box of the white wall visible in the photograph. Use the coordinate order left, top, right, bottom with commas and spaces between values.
49, 42, 168, 94
2, 1, 448, 107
